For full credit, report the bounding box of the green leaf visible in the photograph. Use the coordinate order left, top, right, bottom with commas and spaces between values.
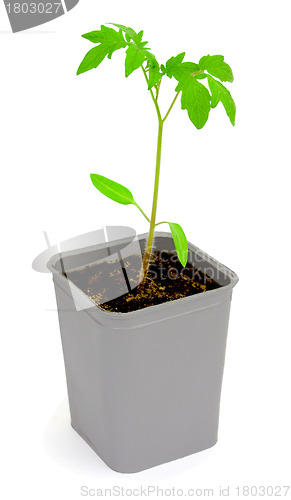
109, 24, 152, 52
168, 222, 188, 267
165, 53, 202, 82
176, 76, 211, 129
164, 52, 185, 78
77, 26, 126, 75
160, 63, 166, 75
82, 25, 126, 55
125, 43, 149, 77
109, 23, 139, 44
90, 174, 135, 205
199, 54, 234, 82
207, 76, 236, 125
147, 58, 162, 89
99, 24, 157, 79
77, 46, 108, 75
135, 30, 145, 45
173, 62, 200, 81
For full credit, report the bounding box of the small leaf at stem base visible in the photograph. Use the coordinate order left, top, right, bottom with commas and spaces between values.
168, 222, 188, 267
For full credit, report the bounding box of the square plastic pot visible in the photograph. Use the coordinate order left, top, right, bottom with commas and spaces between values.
47, 232, 238, 473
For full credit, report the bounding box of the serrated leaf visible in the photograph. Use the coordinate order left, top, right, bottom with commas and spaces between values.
165, 52, 185, 78
199, 54, 234, 82
109, 23, 138, 44
109, 23, 151, 51
90, 174, 135, 205
176, 76, 211, 129
199, 54, 221, 69
147, 59, 162, 89
173, 62, 200, 81
207, 76, 236, 125
93, 24, 157, 78
125, 43, 148, 77
77, 46, 108, 75
160, 64, 166, 75
168, 222, 188, 267
135, 30, 144, 44
82, 25, 126, 54
77, 26, 126, 75
165, 53, 201, 82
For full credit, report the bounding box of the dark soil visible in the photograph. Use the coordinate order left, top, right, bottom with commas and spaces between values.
64, 251, 221, 313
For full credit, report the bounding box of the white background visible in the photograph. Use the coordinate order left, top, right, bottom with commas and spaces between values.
1, 0, 291, 498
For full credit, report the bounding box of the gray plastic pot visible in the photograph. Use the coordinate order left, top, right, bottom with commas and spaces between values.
47, 231, 238, 473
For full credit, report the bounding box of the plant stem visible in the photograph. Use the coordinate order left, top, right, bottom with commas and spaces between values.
133, 202, 150, 223
140, 66, 180, 278
141, 66, 162, 121
143, 118, 163, 275
155, 220, 167, 226
162, 91, 180, 122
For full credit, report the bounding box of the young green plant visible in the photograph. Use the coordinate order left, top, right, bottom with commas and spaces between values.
77, 24, 236, 277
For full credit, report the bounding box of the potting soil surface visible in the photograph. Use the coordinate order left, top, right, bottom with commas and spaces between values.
64, 251, 221, 313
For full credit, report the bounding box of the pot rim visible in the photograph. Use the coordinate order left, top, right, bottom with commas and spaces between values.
47, 232, 238, 327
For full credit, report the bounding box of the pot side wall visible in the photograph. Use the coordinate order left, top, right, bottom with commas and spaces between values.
51, 233, 237, 473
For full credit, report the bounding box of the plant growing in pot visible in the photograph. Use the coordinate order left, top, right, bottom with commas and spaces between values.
47, 23, 238, 473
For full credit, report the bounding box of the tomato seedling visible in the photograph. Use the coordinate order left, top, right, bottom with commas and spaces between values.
77, 23, 235, 275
